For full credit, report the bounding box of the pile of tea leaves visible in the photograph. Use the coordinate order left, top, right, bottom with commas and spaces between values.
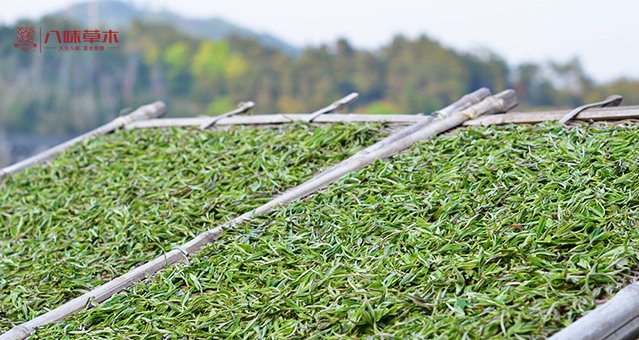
0, 123, 386, 332
33, 122, 639, 339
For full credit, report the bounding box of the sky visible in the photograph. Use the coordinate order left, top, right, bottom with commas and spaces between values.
2, 0, 637, 82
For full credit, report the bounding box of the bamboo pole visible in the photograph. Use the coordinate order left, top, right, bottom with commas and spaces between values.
345, 88, 490, 156
550, 283, 639, 340
306, 92, 359, 122
199, 101, 255, 130
308, 88, 490, 183
0, 101, 166, 184
557, 94, 623, 125
236, 90, 516, 221
1, 90, 516, 340
0, 229, 220, 340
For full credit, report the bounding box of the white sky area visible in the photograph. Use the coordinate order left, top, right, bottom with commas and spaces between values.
2, 0, 637, 82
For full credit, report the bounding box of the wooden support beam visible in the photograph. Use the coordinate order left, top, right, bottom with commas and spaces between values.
128, 105, 639, 130
128, 113, 427, 129
464, 105, 639, 126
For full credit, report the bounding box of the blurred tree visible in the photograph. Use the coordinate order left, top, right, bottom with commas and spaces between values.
164, 42, 192, 95
360, 100, 402, 114
586, 78, 639, 104
463, 50, 510, 93
225, 54, 248, 79
513, 63, 556, 108
192, 41, 230, 76
206, 96, 234, 115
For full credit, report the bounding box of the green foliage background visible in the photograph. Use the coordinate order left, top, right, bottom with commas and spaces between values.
2, 16, 638, 136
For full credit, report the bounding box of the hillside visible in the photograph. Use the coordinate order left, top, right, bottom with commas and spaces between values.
50, 0, 299, 54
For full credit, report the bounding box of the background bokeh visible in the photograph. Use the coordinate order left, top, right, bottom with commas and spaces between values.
1, 0, 638, 166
